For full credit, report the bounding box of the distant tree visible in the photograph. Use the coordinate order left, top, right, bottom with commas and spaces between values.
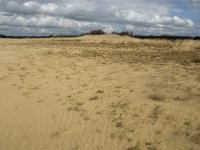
0, 34, 6, 38
120, 31, 132, 36
49, 34, 54, 37
194, 36, 200, 40
111, 31, 133, 37
87, 29, 105, 35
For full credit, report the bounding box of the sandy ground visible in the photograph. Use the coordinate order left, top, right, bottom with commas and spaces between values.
0, 35, 200, 150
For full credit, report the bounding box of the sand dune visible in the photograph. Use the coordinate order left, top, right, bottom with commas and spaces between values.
0, 35, 200, 150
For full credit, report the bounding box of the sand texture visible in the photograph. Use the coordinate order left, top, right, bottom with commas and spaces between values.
0, 35, 200, 150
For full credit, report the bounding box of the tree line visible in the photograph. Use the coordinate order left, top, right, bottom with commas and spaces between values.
1, 29, 200, 40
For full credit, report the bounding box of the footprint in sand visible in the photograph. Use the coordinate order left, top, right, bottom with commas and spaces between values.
22, 91, 31, 96
89, 96, 99, 101
50, 128, 68, 138
12, 83, 17, 86
38, 99, 45, 103
18, 86, 22, 89
0, 75, 7, 81
56, 98, 62, 102
83, 116, 90, 121
55, 93, 61, 96
148, 105, 163, 125
32, 84, 42, 90
96, 90, 104, 94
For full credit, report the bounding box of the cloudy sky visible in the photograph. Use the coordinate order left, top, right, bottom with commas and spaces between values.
0, 0, 200, 36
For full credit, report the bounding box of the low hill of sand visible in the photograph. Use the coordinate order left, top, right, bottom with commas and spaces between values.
0, 35, 200, 150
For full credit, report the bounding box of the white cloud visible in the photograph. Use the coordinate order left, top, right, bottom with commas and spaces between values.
115, 10, 193, 27
0, 0, 198, 36
40, 3, 58, 13
0, 14, 96, 29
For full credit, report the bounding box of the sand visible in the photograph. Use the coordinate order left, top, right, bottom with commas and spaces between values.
0, 35, 200, 150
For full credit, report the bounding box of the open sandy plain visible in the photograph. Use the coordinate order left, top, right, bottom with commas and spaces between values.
0, 35, 200, 150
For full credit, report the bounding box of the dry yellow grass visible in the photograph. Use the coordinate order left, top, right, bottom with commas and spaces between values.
0, 35, 200, 150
